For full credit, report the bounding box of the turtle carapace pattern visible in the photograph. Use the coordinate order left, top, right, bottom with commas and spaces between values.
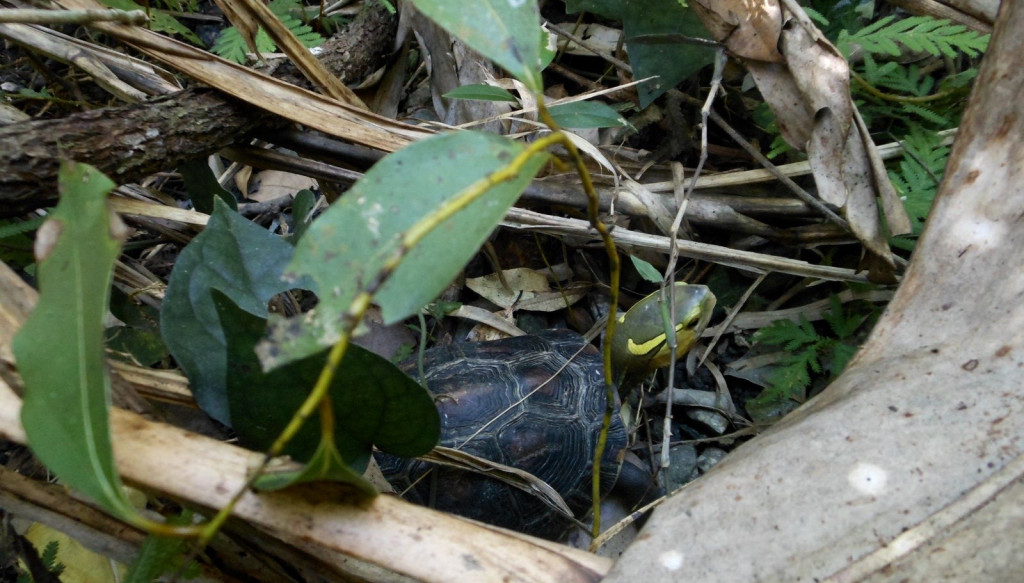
378, 329, 633, 540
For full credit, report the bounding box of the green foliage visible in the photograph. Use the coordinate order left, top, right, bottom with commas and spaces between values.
0, 216, 42, 268
213, 290, 438, 493
888, 126, 950, 248
16, 540, 66, 583
264, 131, 548, 369
160, 199, 299, 425
100, 0, 202, 46
40, 541, 66, 578
747, 295, 874, 422
106, 289, 170, 366
177, 158, 237, 214
838, 14, 987, 129
411, 0, 547, 92
444, 84, 521, 103
12, 162, 142, 524
566, 0, 715, 107
748, 7, 987, 223
125, 511, 197, 583
837, 15, 989, 60
211, 0, 325, 64
548, 101, 629, 129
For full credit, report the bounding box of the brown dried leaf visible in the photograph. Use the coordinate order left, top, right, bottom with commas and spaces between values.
692, 0, 911, 278
690, 0, 783, 62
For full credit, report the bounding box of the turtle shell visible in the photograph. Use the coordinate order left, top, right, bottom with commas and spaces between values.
378, 329, 629, 540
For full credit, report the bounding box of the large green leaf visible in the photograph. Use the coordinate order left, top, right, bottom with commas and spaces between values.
410, 0, 545, 91
567, 0, 715, 107
12, 162, 136, 520
262, 131, 547, 369
213, 291, 438, 492
160, 199, 298, 425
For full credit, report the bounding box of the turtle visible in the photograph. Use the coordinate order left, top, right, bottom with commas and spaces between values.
378, 283, 716, 540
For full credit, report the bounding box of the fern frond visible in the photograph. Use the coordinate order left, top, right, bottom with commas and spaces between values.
40, 540, 66, 576
838, 15, 989, 59
0, 216, 44, 240
861, 56, 935, 96
211, 0, 324, 64
829, 342, 859, 376
889, 125, 949, 232
823, 295, 869, 339
899, 102, 951, 126
754, 317, 819, 351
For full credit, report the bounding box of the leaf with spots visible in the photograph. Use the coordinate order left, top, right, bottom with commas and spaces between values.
260, 131, 547, 370
13, 162, 141, 522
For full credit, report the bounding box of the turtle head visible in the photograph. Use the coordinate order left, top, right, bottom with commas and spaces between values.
609, 282, 716, 382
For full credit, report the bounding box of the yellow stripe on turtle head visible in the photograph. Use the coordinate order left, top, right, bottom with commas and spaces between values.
609, 283, 716, 379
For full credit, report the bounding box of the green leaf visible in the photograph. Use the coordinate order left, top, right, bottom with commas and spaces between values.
548, 101, 628, 129
160, 199, 299, 425
106, 326, 169, 366
107, 288, 169, 366
888, 125, 948, 234
263, 131, 547, 368
211, 0, 325, 63
830, 342, 859, 376
252, 438, 375, 495
630, 254, 663, 283
212, 291, 438, 493
0, 215, 44, 240
12, 162, 137, 520
823, 295, 870, 339
41, 541, 65, 576
410, 0, 545, 91
125, 511, 195, 583
443, 84, 521, 103
178, 158, 236, 214
289, 188, 317, 243
0, 219, 38, 269
567, 0, 715, 107
100, 0, 202, 46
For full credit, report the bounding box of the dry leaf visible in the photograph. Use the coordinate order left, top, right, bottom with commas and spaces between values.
692, 0, 911, 280
691, 0, 784, 62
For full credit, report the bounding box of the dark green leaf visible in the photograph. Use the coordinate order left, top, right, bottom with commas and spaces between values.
567, 0, 715, 107
106, 326, 169, 366
830, 342, 859, 375
444, 84, 521, 103
289, 189, 317, 243
160, 199, 299, 424
100, 0, 202, 45
213, 291, 438, 488
178, 158, 236, 214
